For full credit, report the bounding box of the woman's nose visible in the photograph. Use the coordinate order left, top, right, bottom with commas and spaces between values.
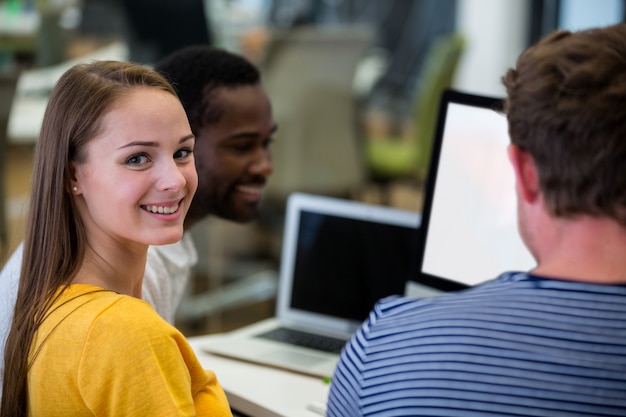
157, 159, 187, 192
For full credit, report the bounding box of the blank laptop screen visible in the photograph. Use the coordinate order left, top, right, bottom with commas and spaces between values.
290, 210, 420, 322
412, 90, 536, 294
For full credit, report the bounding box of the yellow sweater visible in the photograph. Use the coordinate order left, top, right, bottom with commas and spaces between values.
27, 284, 232, 416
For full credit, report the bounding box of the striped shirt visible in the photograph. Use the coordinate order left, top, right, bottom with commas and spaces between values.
326, 272, 626, 416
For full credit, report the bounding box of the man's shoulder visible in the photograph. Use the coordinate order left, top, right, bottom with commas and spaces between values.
0, 243, 23, 306
369, 272, 536, 320
146, 233, 198, 268
0, 243, 23, 282
370, 270, 626, 324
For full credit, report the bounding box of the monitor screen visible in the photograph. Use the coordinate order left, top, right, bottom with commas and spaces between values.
410, 90, 536, 296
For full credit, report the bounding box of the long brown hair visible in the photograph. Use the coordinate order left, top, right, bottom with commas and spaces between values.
1, 61, 177, 417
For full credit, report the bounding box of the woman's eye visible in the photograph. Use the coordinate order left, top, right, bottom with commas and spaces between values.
175, 148, 193, 159
126, 153, 149, 166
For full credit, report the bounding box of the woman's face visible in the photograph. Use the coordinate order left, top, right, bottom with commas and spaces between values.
72, 86, 197, 249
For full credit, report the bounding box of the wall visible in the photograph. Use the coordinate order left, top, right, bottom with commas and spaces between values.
453, 0, 531, 98
453, 0, 624, 98
559, 0, 623, 30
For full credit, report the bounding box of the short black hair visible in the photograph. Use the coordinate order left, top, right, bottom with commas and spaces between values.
154, 45, 261, 132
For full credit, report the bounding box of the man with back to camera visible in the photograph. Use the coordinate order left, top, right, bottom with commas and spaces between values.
326, 23, 626, 416
0, 46, 276, 392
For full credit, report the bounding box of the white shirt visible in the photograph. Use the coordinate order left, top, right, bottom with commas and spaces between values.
0, 233, 198, 397
142, 233, 198, 323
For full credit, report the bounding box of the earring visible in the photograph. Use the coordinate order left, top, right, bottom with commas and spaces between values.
72, 186, 78, 193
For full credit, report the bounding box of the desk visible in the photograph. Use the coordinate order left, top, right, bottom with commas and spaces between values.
188, 334, 330, 417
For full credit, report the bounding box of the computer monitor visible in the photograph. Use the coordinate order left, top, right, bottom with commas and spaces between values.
406, 89, 536, 298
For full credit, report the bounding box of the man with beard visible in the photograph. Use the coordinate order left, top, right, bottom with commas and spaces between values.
142, 46, 277, 322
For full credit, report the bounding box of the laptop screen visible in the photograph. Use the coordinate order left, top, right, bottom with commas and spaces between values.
278, 193, 420, 331
409, 89, 536, 296
291, 210, 419, 321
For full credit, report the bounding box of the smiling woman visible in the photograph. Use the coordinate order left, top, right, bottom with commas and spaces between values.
0, 61, 231, 417
71, 86, 197, 253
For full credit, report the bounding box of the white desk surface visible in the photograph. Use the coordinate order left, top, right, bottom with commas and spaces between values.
7, 41, 129, 144
188, 334, 330, 417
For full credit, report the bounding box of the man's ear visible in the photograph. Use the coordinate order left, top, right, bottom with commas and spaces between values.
507, 144, 540, 203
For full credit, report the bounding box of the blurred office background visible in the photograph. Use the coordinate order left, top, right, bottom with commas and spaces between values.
1, 0, 624, 335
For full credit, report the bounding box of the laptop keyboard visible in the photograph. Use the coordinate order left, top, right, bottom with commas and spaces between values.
256, 327, 347, 354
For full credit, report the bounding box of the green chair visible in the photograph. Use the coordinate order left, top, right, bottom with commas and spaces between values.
364, 33, 465, 203
260, 25, 374, 204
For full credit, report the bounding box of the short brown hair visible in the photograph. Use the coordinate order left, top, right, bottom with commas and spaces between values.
502, 23, 626, 225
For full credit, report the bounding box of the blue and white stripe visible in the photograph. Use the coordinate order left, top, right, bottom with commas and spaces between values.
327, 272, 626, 416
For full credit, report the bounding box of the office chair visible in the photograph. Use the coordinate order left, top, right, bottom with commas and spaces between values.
364, 33, 465, 204
259, 25, 375, 205
0, 71, 19, 261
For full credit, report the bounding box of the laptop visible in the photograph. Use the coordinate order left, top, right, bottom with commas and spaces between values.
406, 89, 536, 298
201, 192, 421, 378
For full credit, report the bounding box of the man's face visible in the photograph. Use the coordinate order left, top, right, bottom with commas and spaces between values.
188, 84, 276, 224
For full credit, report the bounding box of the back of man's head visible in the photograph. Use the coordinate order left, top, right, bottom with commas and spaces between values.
502, 23, 626, 226
154, 45, 261, 133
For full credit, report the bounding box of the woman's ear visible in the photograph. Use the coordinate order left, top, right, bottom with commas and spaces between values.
69, 162, 80, 195
507, 144, 540, 203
